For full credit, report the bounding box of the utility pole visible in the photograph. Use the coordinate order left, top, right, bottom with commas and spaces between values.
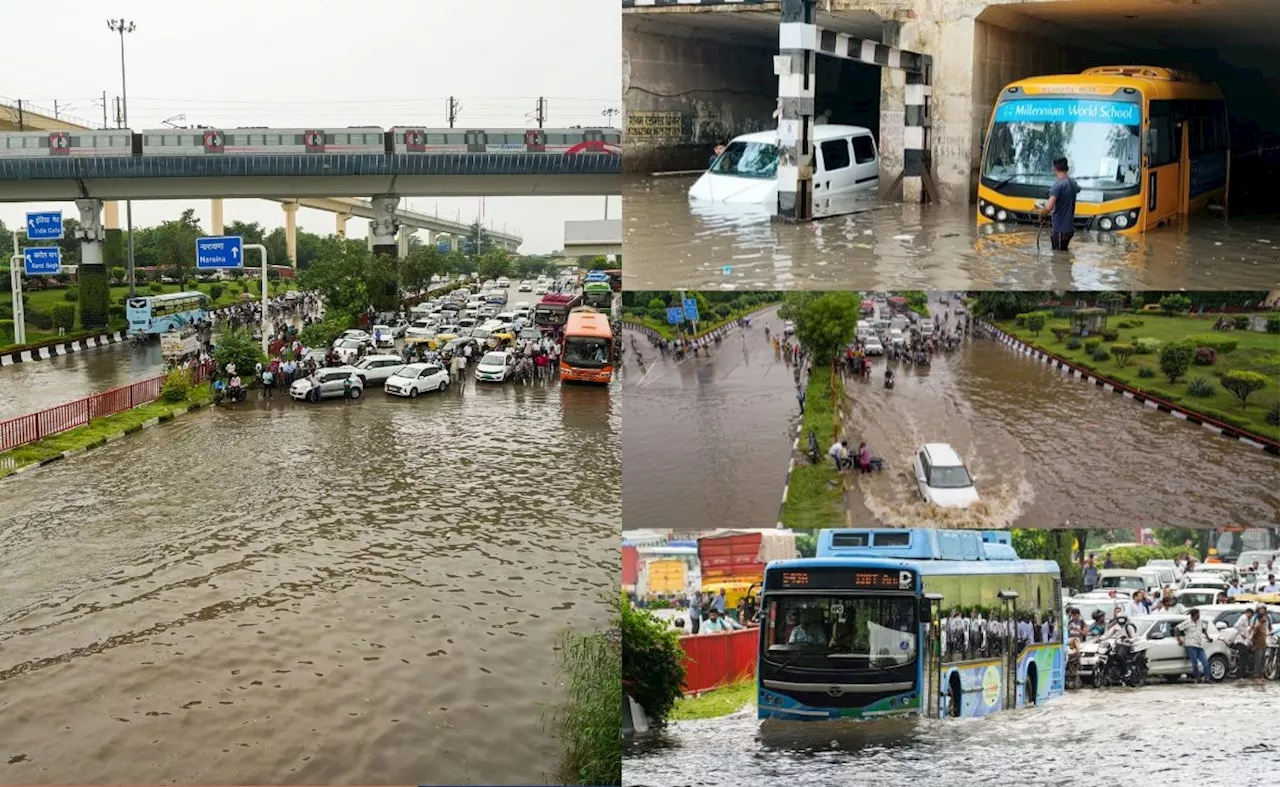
53, 100, 59, 120
445, 96, 459, 129
108, 18, 137, 296
535, 97, 547, 129
99, 91, 108, 129
15, 99, 23, 130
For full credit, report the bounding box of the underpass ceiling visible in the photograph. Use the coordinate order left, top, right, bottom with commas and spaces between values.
625, 6, 883, 47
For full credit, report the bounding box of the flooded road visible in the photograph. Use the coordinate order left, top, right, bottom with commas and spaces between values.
623, 296, 1279, 530
622, 307, 796, 531
623, 683, 1280, 787
0, 342, 165, 421
623, 175, 1280, 291
0, 378, 618, 784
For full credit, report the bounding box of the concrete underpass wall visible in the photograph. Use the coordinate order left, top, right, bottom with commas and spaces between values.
623, 20, 776, 173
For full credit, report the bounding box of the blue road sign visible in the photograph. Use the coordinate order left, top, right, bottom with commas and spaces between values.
196, 235, 244, 269
23, 246, 62, 275
436, 240, 452, 253
683, 297, 699, 322
666, 307, 685, 325
25, 211, 63, 240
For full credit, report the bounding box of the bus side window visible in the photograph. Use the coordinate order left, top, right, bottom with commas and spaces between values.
1147, 101, 1177, 167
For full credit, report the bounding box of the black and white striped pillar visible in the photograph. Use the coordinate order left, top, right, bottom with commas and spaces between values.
903, 55, 933, 203
775, 0, 817, 223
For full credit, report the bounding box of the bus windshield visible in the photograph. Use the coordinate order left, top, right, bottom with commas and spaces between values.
763, 594, 917, 664
563, 336, 612, 368
983, 98, 1142, 191
711, 140, 779, 179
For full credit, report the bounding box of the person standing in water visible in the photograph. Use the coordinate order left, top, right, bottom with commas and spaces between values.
1040, 157, 1081, 251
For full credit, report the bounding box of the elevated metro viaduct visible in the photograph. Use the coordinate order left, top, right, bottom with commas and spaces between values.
0, 101, 523, 260
623, 0, 1280, 210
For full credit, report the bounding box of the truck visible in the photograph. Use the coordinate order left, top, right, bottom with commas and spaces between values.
697, 529, 798, 612
622, 544, 639, 595
534, 292, 583, 330
887, 295, 909, 316
639, 559, 688, 600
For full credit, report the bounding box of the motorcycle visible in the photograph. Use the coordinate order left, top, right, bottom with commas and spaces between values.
226, 385, 247, 404
884, 374, 895, 390
1066, 639, 1082, 690
1094, 639, 1148, 688
1266, 631, 1280, 681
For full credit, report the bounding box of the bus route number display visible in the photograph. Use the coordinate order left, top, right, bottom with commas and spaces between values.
780, 571, 810, 588
777, 570, 911, 589
853, 570, 905, 589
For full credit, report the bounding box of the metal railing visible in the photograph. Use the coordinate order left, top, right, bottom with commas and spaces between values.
0, 362, 211, 454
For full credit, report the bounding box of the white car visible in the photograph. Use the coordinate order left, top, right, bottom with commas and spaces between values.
384, 363, 450, 397
912, 443, 980, 509
689, 125, 879, 204
475, 350, 515, 383
330, 338, 365, 364
888, 328, 906, 348
371, 325, 396, 348
350, 355, 408, 386
335, 329, 370, 348
518, 281, 533, 292
290, 368, 362, 401
534, 285, 549, 295
782, 320, 795, 336
863, 336, 884, 356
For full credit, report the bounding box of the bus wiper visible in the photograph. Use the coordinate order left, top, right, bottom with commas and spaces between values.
988, 173, 1025, 191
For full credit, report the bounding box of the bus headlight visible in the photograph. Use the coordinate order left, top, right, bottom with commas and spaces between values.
983, 204, 996, 218
1114, 213, 1129, 229
995, 210, 1008, 222
1099, 217, 1113, 231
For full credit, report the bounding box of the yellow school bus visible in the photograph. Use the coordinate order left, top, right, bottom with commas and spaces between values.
977, 66, 1228, 235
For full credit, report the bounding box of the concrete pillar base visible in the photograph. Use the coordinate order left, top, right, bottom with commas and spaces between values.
282, 200, 299, 268
211, 198, 224, 235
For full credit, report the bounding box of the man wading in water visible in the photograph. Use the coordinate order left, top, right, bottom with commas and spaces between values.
1039, 157, 1081, 251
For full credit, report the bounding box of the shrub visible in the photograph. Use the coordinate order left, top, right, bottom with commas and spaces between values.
647, 297, 667, 311
1193, 346, 1217, 365
49, 303, 76, 332
110, 266, 126, 283
1111, 344, 1135, 367
1138, 366, 1155, 379
0, 318, 12, 344
159, 369, 192, 403
148, 281, 164, 294
621, 595, 685, 727
1219, 370, 1270, 408
209, 284, 224, 301
1187, 377, 1216, 398
108, 304, 126, 322
1066, 338, 1082, 350
1014, 312, 1028, 328
1116, 319, 1144, 329
1233, 316, 1250, 330
1091, 346, 1110, 361
1083, 338, 1101, 353
1026, 312, 1047, 335
1159, 294, 1191, 315
1101, 328, 1119, 342
64, 287, 79, 302
1186, 333, 1237, 354
1268, 316, 1280, 334
1134, 337, 1160, 354
212, 327, 266, 379
1051, 326, 1070, 343
1159, 342, 1194, 383
550, 600, 622, 787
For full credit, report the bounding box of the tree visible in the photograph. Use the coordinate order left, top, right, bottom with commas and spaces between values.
224, 220, 266, 246
364, 252, 400, 312
972, 291, 1050, 319
110, 266, 126, 283
149, 208, 203, 287
299, 235, 371, 318
476, 248, 513, 280
1159, 293, 1191, 316
1219, 370, 1269, 407
795, 533, 817, 558
782, 291, 861, 363
1026, 312, 1047, 336
211, 327, 264, 376
264, 227, 290, 270
1159, 341, 1194, 383
401, 245, 444, 294
1095, 291, 1125, 312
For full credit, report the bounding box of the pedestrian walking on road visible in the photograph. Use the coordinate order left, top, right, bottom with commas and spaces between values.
796, 384, 805, 415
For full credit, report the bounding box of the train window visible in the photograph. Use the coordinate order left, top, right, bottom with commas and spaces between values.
368, 133, 382, 145
424, 133, 447, 145
546, 133, 569, 145
604, 131, 622, 144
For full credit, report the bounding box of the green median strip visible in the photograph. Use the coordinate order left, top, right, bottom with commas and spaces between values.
779, 364, 846, 530
670, 679, 756, 721
0, 384, 213, 479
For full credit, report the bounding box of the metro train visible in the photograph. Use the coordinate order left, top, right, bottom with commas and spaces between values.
0, 126, 622, 158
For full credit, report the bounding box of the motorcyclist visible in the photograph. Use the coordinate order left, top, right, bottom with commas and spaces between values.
228, 374, 244, 401
884, 368, 895, 388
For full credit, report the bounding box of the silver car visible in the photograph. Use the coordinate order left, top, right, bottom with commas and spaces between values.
1134, 612, 1231, 682
290, 368, 363, 402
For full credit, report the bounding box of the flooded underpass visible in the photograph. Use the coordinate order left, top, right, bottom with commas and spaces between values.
623, 683, 1280, 787
623, 298, 1279, 530
0, 379, 618, 784
622, 176, 1280, 291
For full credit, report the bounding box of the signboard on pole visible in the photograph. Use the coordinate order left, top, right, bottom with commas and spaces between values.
25, 211, 63, 240
23, 246, 62, 275
196, 235, 244, 269
682, 297, 699, 323
666, 307, 685, 325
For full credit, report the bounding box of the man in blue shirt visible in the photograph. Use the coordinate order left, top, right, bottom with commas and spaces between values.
1040, 157, 1081, 251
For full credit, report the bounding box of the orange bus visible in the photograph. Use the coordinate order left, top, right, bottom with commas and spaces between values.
560, 308, 614, 384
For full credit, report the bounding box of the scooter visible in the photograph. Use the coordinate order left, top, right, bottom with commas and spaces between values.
1094, 639, 1148, 688
884, 373, 895, 390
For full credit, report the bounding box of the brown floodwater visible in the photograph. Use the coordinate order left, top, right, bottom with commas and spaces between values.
623, 175, 1280, 291
623, 296, 1279, 530
0, 377, 618, 785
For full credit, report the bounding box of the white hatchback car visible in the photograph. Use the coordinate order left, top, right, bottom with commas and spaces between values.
475, 350, 514, 383
912, 443, 980, 508
384, 363, 450, 397
689, 125, 879, 204
350, 355, 408, 386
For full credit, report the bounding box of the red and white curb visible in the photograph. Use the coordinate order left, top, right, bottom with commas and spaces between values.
982, 321, 1279, 457
0, 330, 127, 365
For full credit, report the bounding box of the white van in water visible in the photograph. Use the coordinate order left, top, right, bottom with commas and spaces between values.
688, 125, 879, 204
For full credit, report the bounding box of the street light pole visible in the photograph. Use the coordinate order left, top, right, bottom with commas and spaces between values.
108, 18, 137, 297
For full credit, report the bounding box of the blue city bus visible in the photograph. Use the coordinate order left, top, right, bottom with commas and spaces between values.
758, 528, 1064, 721
126, 291, 211, 336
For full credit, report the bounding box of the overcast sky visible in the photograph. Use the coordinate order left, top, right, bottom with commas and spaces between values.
0, 0, 620, 253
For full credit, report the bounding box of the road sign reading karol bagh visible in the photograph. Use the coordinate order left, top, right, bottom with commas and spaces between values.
196, 235, 244, 269
25, 211, 63, 240
626, 112, 684, 139
666, 306, 685, 325
23, 246, 62, 275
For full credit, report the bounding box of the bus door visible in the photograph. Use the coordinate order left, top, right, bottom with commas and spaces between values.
1178, 120, 1193, 217
920, 594, 942, 718
1144, 103, 1182, 227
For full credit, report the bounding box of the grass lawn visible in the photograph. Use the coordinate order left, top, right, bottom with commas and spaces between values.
780, 364, 847, 530
3, 279, 298, 353
670, 679, 755, 721
999, 313, 1280, 441
0, 383, 213, 479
